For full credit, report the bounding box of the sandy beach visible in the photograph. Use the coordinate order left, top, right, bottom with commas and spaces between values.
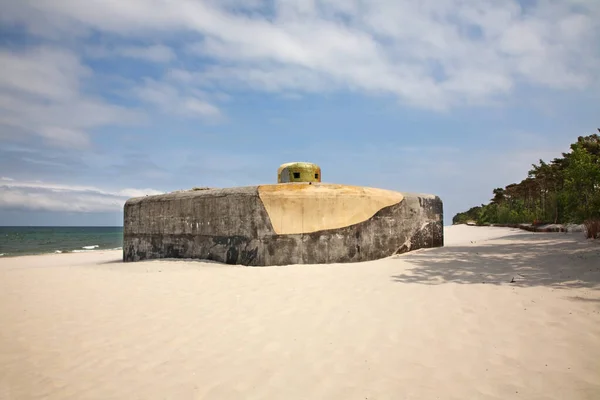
1, 226, 599, 400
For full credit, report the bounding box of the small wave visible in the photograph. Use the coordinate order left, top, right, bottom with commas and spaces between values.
81, 245, 99, 250
55, 250, 63, 254
107, 247, 123, 251
0, 253, 4, 256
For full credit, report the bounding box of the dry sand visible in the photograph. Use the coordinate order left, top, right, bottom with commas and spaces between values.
1, 226, 599, 400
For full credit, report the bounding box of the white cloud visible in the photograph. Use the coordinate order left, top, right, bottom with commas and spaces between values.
0, 46, 142, 149
0, 180, 163, 212
0, 187, 123, 213
2, 0, 597, 109
0, 46, 84, 98
38, 127, 91, 149
182, 98, 222, 118
133, 78, 223, 120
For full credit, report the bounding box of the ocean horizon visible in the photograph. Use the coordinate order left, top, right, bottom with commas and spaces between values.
0, 226, 123, 257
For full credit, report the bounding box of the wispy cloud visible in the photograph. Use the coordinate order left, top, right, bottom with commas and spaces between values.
3, 0, 597, 109
0, 46, 142, 149
133, 78, 223, 120
0, 179, 162, 212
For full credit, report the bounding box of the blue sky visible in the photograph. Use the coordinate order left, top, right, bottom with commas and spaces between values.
0, 0, 599, 226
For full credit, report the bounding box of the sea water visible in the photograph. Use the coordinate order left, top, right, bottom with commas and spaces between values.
0, 226, 123, 257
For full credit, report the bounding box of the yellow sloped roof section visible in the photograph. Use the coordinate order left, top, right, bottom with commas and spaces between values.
258, 183, 404, 235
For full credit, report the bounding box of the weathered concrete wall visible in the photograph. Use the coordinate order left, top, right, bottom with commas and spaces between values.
123, 183, 443, 266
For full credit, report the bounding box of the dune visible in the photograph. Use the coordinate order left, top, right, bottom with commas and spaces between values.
1, 226, 599, 399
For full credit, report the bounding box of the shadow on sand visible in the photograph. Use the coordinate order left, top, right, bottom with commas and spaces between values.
392, 233, 600, 289
99, 258, 123, 265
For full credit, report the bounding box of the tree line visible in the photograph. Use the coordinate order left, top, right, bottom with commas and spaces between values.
453, 131, 600, 226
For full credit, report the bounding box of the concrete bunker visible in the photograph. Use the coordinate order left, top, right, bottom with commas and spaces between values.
123, 163, 443, 266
